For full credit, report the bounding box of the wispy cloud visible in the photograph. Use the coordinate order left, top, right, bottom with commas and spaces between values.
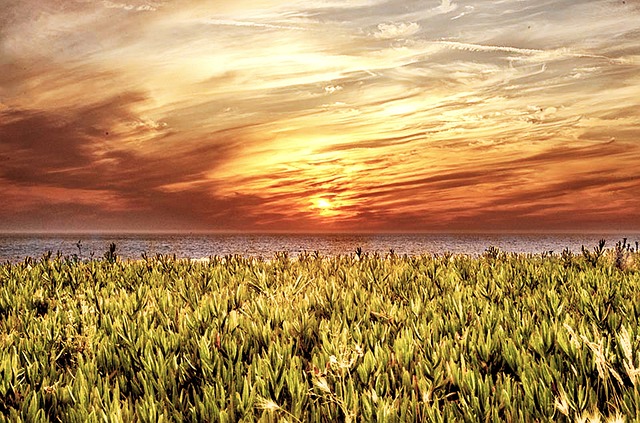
372, 22, 420, 39
432, 41, 621, 64
451, 5, 474, 20
206, 18, 307, 31
102, 1, 158, 12
436, 0, 458, 14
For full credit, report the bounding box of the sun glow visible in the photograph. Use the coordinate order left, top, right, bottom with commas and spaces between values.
311, 197, 339, 218
316, 199, 331, 209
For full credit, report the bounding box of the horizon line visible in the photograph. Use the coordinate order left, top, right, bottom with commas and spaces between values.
2, 229, 640, 236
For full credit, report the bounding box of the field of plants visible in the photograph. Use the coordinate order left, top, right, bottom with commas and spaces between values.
0, 241, 639, 422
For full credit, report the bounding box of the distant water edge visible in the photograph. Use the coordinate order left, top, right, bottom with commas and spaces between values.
1, 232, 639, 263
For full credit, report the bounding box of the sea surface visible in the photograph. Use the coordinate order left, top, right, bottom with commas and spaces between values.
1, 232, 639, 263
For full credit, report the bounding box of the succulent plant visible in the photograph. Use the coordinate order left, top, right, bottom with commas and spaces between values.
0, 242, 638, 421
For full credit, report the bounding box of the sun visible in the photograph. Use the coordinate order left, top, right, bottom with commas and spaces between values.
311, 197, 338, 217
316, 198, 331, 209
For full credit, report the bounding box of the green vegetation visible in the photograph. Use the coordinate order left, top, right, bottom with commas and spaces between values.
1, 243, 639, 422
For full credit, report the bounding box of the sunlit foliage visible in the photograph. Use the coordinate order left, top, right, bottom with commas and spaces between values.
0, 246, 639, 421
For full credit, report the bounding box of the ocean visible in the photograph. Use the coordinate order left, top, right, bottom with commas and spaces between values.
1, 232, 638, 263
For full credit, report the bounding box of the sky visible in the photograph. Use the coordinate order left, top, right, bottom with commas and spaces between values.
1, 0, 639, 233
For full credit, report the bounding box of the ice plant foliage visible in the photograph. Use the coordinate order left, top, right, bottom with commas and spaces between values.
0, 244, 639, 421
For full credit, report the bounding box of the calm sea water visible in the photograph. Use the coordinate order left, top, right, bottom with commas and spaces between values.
1, 232, 638, 263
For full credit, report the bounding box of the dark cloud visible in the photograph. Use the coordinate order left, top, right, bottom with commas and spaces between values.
507, 140, 635, 167
0, 93, 268, 230
0, 92, 145, 186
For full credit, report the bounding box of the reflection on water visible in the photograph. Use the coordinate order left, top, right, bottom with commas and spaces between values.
1, 232, 638, 262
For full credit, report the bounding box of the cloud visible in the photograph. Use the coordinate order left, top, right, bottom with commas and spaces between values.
0, 96, 275, 230
373, 22, 420, 39
0, 92, 149, 187
206, 18, 306, 31
102, 1, 158, 12
436, 0, 458, 14
451, 5, 474, 20
435, 40, 547, 56
324, 85, 343, 94
0, 92, 237, 194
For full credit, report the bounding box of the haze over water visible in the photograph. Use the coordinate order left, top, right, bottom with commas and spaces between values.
1, 232, 638, 263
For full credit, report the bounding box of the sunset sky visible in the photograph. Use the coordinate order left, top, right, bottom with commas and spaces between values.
1, 0, 639, 232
